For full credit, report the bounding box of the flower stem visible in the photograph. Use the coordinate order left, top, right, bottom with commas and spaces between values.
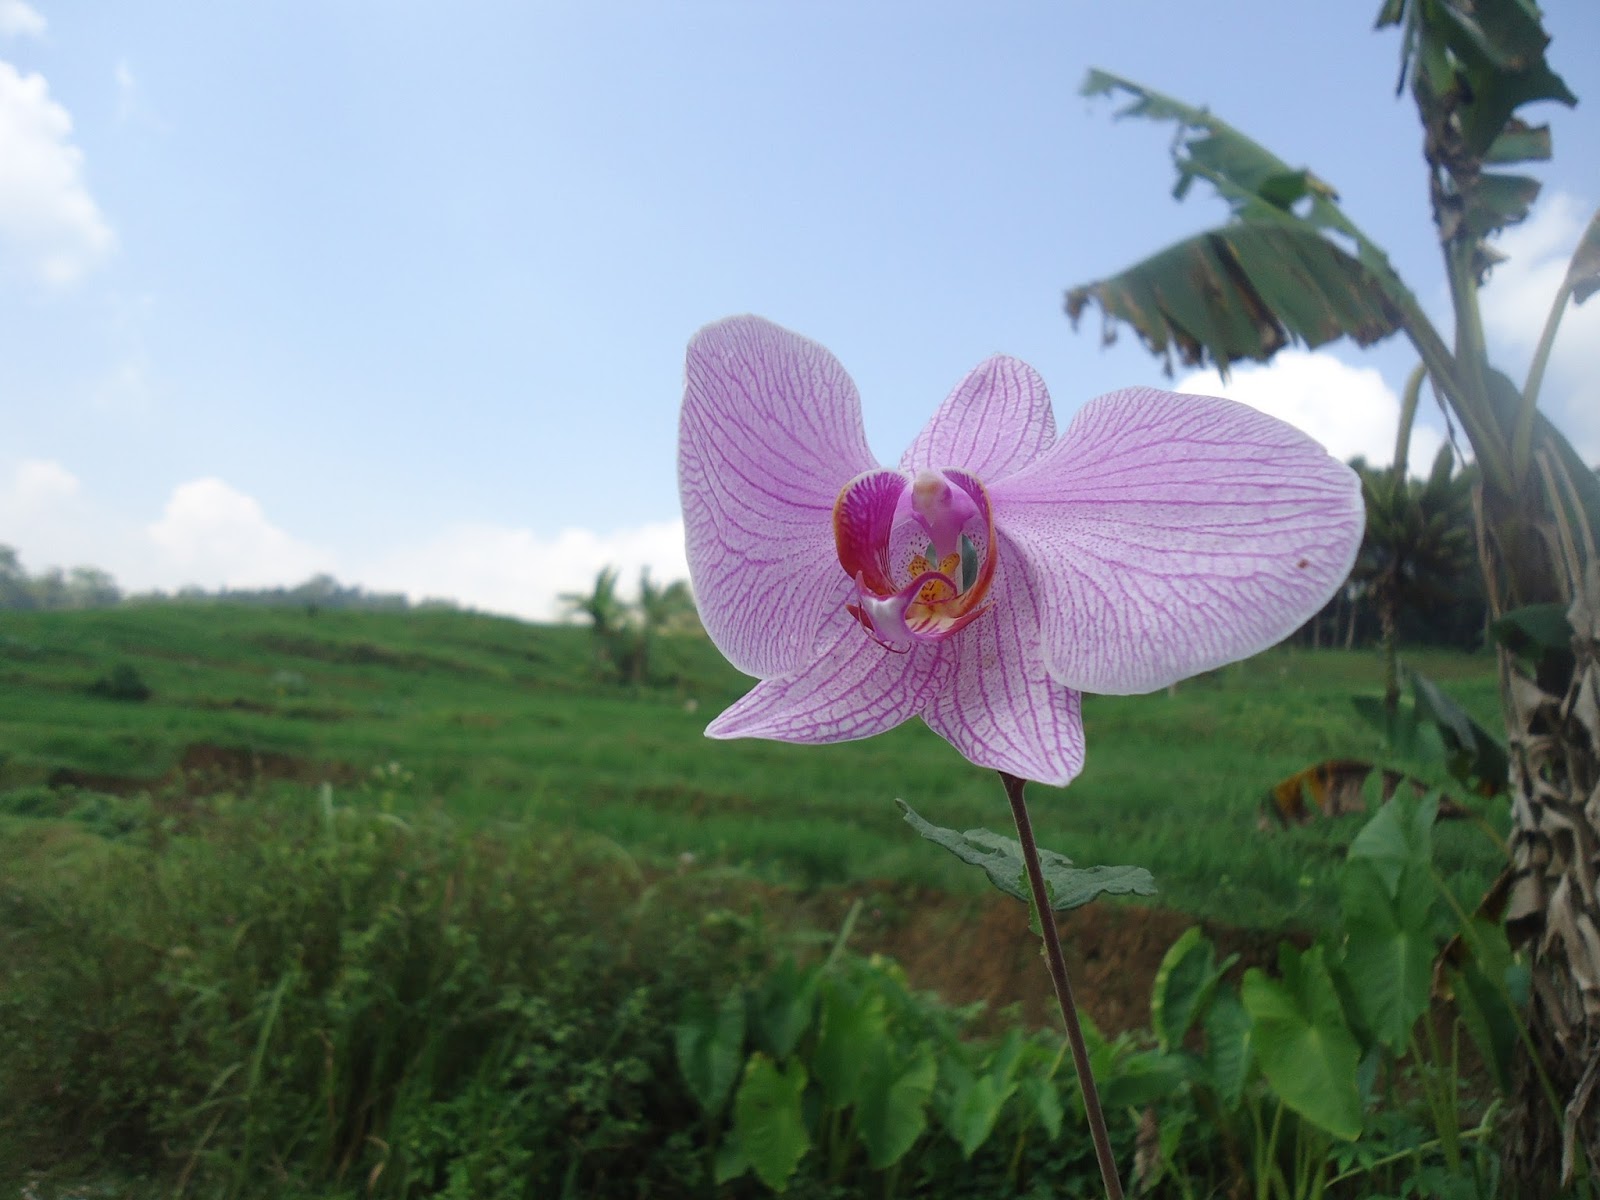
999, 771, 1125, 1200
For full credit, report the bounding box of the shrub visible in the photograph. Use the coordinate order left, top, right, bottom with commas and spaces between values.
0, 793, 749, 1197
87, 663, 152, 702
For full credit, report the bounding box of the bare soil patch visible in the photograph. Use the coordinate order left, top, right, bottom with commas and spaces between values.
793, 883, 1292, 1036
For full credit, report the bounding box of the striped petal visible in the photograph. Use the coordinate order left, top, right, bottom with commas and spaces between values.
706, 582, 954, 743
989, 387, 1364, 695
680, 316, 879, 677
922, 536, 1085, 786
900, 355, 1056, 478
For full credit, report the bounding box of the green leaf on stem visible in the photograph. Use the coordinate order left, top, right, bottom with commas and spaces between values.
856, 1046, 937, 1169
675, 989, 746, 1117
1241, 945, 1363, 1141
896, 799, 1156, 910
728, 1054, 811, 1191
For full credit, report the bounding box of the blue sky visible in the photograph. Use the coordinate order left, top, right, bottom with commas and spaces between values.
3, 1, 1597, 619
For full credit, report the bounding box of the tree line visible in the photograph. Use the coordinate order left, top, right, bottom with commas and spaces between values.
0, 547, 441, 614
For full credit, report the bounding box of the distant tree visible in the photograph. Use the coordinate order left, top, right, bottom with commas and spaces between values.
561, 566, 629, 678
0, 546, 35, 610
65, 567, 121, 609
1353, 444, 1476, 715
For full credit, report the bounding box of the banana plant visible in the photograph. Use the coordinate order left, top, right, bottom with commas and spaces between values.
1066, 2, 1599, 1187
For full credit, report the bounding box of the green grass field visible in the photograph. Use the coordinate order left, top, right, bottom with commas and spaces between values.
0, 602, 1506, 931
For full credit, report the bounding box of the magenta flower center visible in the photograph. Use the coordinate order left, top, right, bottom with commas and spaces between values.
831, 466, 997, 652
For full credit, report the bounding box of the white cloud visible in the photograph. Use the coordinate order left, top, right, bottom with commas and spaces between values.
0, 1, 45, 39
359, 519, 689, 622
1479, 192, 1600, 462
146, 478, 335, 589
0, 457, 99, 569
1175, 350, 1443, 470
0, 61, 115, 285
5, 458, 80, 508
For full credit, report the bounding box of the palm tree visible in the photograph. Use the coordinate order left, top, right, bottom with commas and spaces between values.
1064, 4, 1599, 1183
559, 566, 628, 677
1352, 444, 1476, 716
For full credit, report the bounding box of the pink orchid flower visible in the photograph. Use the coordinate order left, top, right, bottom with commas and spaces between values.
679, 315, 1364, 787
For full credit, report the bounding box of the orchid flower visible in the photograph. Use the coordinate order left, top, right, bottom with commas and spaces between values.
679, 315, 1364, 787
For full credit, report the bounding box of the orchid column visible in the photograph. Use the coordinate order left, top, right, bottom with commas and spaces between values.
678, 315, 1364, 1198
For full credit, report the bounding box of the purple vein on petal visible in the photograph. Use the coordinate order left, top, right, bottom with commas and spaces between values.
900, 356, 1056, 480
680, 317, 880, 678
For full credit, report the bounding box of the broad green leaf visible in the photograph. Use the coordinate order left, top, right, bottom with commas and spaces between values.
1348, 792, 1438, 897
1491, 603, 1575, 669
1150, 926, 1237, 1053
1484, 119, 1552, 165
1202, 990, 1254, 1110
1340, 860, 1434, 1050
1241, 947, 1363, 1140
897, 801, 1155, 910
1097, 1049, 1188, 1111
1450, 955, 1520, 1095
939, 1067, 1016, 1161
1064, 223, 1405, 378
675, 989, 746, 1116
856, 1047, 936, 1169
812, 980, 887, 1110
1409, 671, 1508, 793
731, 1054, 810, 1192
1018, 1074, 1064, 1141
1462, 171, 1542, 237
752, 957, 820, 1060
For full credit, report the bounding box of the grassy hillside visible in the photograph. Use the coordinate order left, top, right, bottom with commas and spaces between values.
0, 602, 1506, 930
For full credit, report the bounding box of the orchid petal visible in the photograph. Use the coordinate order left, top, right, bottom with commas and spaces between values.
922, 538, 1085, 786
900, 355, 1056, 479
707, 586, 954, 743
989, 387, 1364, 695
834, 469, 908, 596
680, 316, 879, 677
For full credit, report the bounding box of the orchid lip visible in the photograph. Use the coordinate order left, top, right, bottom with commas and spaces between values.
834, 466, 997, 650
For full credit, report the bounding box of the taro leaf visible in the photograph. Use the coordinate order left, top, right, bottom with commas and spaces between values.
676, 989, 746, 1117
1348, 792, 1439, 898
1492, 602, 1574, 657
856, 1046, 937, 1170
1150, 926, 1238, 1053
1340, 859, 1434, 1051
938, 1059, 1016, 1160
752, 957, 821, 1061
1492, 603, 1576, 690
729, 1054, 810, 1191
812, 979, 887, 1110
1202, 990, 1254, 1110
1443, 916, 1519, 1095
1097, 1049, 1189, 1111
1241, 946, 1363, 1141
1018, 1074, 1064, 1141
897, 800, 1155, 910
1409, 671, 1508, 793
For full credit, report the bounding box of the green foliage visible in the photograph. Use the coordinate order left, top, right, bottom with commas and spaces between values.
896, 800, 1157, 912
0, 793, 741, 1197
88, 662, 152, 702
1242, 946, 1364, 1141
1117, 791, 1533, 1197
673, 951, 1136, 1196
